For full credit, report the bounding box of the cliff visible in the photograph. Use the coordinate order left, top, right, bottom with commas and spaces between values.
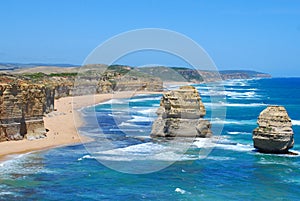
252, 106, 294, 154
16, 65, 164, 97
136, 66, 271, 83
0, 67, 164, 142
0, 78, 54, 141
220, 70, 271, 80
114, 75, 162, 92
151, 86, 212, 138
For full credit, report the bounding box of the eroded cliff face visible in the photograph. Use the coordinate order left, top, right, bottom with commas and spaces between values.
253, 106, 294, 153
151, 86, 212, 138
0, 71, 163, 142
114, 76, 163, 92
0, 81, 54, 141
48, 75, 162, 98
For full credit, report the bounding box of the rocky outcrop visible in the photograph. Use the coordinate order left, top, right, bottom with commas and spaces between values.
0, 82, 53, 141
253, 106, 294, 153
151, 86, 212, 138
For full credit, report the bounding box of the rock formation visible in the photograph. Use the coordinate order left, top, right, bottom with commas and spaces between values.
0, 70, 163, 142
0, 81, 54, 141
46, 74, 162, 98
253, 106, 294, 153
114, 76, 163, 92
151, 86, 212, 138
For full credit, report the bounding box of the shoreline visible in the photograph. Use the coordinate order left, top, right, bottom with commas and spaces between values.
0, 91, 162, 162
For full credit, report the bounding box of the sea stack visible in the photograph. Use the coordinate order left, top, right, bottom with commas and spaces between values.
150, 86, 212, 138
252, 106, 294, 154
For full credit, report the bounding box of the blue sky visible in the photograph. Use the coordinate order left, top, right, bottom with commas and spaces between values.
0, 0, 300, 76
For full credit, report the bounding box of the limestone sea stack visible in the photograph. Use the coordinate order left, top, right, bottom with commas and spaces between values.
150, 86, 212, 138
252, 106, 294, 154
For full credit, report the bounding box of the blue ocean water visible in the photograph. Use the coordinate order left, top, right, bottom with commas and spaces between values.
1, 78, 300, 200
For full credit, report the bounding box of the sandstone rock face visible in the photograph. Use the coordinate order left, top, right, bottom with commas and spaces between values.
0, 71, 163, 142
45, 87, 55, 113
253, 106, 294, 153
151, 86, 212, 138
0, 82, 51, 141
53, 76, 162, 97
42, 77, 74, 98
114, 76, 163, 92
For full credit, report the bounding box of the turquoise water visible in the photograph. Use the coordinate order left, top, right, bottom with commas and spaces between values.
1, 78, 300, 200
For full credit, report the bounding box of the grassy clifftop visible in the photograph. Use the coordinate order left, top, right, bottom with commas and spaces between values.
3, 63, 271, 83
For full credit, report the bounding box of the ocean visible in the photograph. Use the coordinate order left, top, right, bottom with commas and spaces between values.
1, 78, 300, 201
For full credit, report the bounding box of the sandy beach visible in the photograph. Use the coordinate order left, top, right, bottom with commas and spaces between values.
0, 91, 162, 161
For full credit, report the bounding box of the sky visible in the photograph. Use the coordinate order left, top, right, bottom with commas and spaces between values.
0, 0, 300, 76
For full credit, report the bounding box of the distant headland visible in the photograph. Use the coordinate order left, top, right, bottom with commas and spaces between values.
0, 63, 271, 82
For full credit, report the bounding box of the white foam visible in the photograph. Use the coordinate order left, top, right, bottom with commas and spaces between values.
233, 91, 259, 98
227, 131, 251, 135
0, 192, 14, 196
138, 108, 157, 115
84, 137, 255, 162
118, 122, 140, 127
229, 97, 262, 100
94, 142, 197, 162
198, 90, 224, 97
223, 79, 250, 87
228, 103, 265, 107
109, 128, 145, 132
109, 111, 124, 115
226, 87, 258, 91
192, 138, 215, 149
77, 155, 95, 161
283, 178, 300, 185
192, 137, 232, 149
211, 118, 257, 125
290, 150, 300, 156
200, 88, 261, 100
215, 143, 254, 152
0, 153, 55, 177
100, 99, 127, 104
129, 97, 161, 102
206, 156, 235, 161
195, 86, 210, 90
128, 115, 154, 122
99, 142, 165, 155
204, 102, 265, 108
193, 139, 254, 152
226, 91, 255, 97
292, 120, 300, 125
175, 188, 186, 194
